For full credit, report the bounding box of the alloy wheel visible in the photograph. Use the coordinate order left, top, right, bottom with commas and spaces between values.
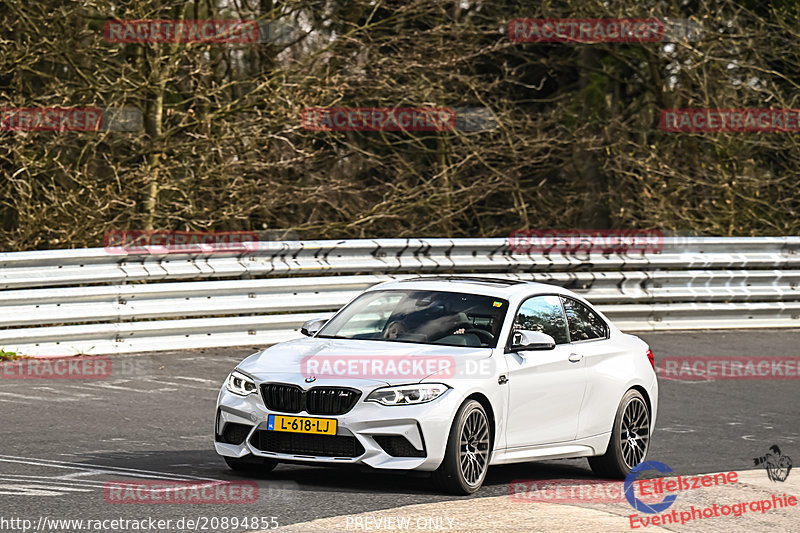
620, 396, 650, 468
458, 408, 490, 486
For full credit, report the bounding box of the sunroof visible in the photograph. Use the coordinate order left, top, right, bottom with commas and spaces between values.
399, 275, 527, 286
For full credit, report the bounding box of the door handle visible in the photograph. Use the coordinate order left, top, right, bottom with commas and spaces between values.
568, 353, 583, 363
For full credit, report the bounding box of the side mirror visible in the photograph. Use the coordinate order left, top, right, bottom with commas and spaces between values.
300, 318, 327, 337
510, 330, 556, 352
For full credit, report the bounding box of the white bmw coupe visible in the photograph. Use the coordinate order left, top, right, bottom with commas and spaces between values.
215, 276, 658, 494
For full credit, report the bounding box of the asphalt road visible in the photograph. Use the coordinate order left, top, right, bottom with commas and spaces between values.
0, 329, 798, 531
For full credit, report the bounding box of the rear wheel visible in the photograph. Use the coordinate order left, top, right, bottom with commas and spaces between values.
589, 389, 650, 478
224, 455, 278, 474
433, 400, 491, 494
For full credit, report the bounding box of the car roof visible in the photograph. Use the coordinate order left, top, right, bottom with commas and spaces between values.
366, 275, 576, 299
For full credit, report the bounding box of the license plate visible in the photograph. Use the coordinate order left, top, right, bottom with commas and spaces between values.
267, 414, 337, 435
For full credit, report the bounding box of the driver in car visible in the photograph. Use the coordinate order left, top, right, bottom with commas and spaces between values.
384, 315, 470, 340
384, 296, 471, 341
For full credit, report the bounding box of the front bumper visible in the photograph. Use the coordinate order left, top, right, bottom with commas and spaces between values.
214, 385, 461, 471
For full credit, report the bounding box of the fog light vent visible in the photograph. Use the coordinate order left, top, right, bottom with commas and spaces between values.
218, 422, 252, 445
374, 435, 426, 457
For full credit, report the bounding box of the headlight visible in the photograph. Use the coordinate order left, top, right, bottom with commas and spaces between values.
366, 383, 449, 406
226, 370, 257, 396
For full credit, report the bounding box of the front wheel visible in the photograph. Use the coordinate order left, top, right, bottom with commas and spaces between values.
433, 399, 491, 494
589, 389, 650, 479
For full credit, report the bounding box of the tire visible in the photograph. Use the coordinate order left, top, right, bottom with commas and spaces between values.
432, 399, 491, 495
589, 389, 650, 479
224, 455, 278, 474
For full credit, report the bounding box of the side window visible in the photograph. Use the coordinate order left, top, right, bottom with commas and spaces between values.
562, 298, 607, 341
512, 295, 569, 345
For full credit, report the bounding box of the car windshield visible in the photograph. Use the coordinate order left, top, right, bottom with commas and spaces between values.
317, 289, 508, 348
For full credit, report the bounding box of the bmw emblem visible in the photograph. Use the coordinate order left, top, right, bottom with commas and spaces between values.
304, 376, 316, 383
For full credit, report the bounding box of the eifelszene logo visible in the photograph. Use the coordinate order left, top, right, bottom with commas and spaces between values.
754, 445, 793, 482
624, 461, 678, 514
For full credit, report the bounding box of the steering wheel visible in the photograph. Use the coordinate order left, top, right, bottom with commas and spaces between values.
465, 328, 494, 345
383, 320, 406, 340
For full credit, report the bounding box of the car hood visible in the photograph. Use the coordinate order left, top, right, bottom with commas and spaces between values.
236, 337, 494, 387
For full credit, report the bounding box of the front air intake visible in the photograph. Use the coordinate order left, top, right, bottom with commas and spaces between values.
217, 422, 252, 445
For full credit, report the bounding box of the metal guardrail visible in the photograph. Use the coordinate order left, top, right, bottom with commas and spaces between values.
1, 237, 799, 356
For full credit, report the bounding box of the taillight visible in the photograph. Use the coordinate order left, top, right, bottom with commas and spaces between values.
646, 349, 655, 370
